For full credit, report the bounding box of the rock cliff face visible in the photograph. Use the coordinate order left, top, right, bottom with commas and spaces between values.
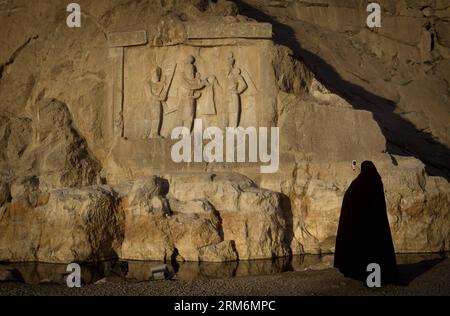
237, 0, 450, 178
0, 0, 449, 263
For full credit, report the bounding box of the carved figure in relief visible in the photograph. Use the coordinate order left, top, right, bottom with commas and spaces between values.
143, 64, 175, 138
226, 53, 247, 127
177, 55, 206, 132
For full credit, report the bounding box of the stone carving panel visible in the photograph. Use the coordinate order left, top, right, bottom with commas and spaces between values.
123, 45, 267, 140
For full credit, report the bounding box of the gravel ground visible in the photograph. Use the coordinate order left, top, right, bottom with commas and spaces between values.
0, 258, 449, 296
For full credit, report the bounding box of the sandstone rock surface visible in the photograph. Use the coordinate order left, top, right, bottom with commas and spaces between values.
0, 0, 449, 264
0, 186, 122, 263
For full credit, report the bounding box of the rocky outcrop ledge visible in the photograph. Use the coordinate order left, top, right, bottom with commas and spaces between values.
0, 173, 290, 263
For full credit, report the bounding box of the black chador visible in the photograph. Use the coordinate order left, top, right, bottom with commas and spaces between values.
334, 161, 398, 285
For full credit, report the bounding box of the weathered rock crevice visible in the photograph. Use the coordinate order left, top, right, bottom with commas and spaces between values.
0, 35, 38, 81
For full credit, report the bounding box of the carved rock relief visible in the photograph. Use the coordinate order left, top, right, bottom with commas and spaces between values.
123, 47, 260, 140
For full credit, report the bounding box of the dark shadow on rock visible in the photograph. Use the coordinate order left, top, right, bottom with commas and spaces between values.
234, 0, 450, 181
279, 193, 294, 257
155, 176, 170, 196
204, 200, 225, 240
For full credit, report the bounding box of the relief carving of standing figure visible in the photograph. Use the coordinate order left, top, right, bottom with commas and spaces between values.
143, 66, 168, 138
178, 55, 206, 132
226, 53, 247, 128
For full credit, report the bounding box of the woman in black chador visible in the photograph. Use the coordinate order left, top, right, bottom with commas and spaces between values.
334, 161, 398, 285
